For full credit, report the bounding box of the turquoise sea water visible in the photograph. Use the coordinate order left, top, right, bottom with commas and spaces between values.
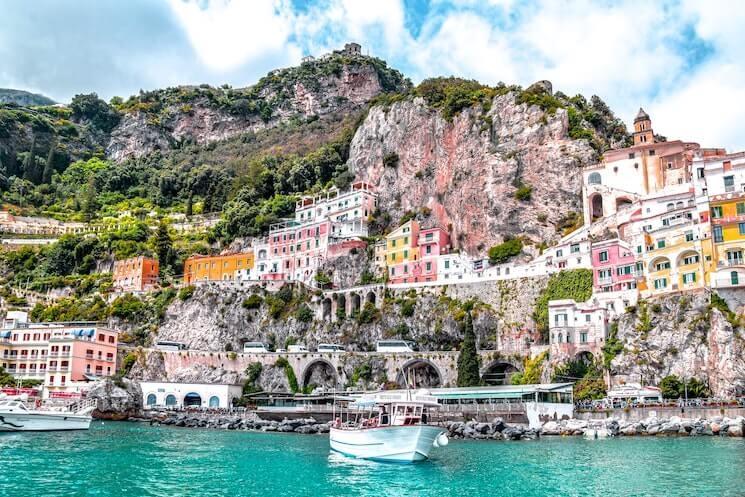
1, 421, 744, 497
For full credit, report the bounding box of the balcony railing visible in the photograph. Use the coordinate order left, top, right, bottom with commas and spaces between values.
719, 259, 745, 267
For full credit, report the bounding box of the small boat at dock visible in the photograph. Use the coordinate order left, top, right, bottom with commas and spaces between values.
329, 389, 449, 462
0, 395, 96, 431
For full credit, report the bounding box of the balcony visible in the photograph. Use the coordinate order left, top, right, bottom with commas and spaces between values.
597, 277, 613, 286
718, 259, 745, 268
712, 277, 745, 288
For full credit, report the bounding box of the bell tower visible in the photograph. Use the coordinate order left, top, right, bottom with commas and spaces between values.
633, 107, 654, 146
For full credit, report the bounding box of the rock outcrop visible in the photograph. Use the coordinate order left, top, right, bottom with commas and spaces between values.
107, 57, 408, 161
349, 92, 595, 254
609, 292, 745, 397
88, 377, 143, 420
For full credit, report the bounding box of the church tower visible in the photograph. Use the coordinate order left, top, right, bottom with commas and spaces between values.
633, 107, 654, 146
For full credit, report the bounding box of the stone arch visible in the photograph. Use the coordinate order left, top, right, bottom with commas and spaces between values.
208, 395, 220, 408
365, 291, 376, 305
322, 298, 332, 321
183, 392, 202, 407
649, 255, 672, 273
350, 292, 361, 315
146, 393, 156, 406
590, 193, 604, 221
481, 361, 519, 385
615, 197, 633, 211
165, 394, 177, 407
588, 172, 602, 185
336, 294, 347, 318
396, 359, 442, 389
575, 350, 595, 366
301, 359, 340, 391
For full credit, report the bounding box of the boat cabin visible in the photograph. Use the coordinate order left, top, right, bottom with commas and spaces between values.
334, 390, 440, 429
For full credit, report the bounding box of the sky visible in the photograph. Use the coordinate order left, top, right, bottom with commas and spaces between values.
0, 0, 743, 151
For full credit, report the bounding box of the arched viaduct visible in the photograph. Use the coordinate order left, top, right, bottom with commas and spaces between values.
152, 349, 525, 390
313, 284, 386, 322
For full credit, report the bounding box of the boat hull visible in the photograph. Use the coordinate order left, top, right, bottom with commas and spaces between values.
0, 411, 92, 432
330, 425, 444, 462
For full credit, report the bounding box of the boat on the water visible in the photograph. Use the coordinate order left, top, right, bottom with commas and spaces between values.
0, 396, 96, 432
329, 389, 449, 462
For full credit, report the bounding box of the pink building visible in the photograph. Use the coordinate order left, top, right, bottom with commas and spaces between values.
0, 318, 118, 396
412, 227, 451, 282
591, 239, 639, 292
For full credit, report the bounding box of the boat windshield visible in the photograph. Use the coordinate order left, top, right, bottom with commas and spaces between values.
0, 400, 29, 411
333, 396, 437, 430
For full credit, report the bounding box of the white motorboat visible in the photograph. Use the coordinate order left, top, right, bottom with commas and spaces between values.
0, 397, 96, 432
329, 389, 449, 462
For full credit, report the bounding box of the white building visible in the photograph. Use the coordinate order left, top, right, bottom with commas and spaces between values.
548, 299, 608, 362
140, 381, 243, 409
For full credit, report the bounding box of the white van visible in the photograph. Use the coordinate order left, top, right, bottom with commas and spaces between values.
155, 340, 188, 352
317, 343, 345, 353
376, 340, 416, 353
288, 344, 309, 353
243, 342, 270, 353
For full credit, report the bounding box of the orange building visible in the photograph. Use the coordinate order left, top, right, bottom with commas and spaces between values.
112, 256, 159, 292
183, 252, 255, 284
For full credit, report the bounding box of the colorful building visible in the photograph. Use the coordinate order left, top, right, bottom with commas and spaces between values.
591, 238, 639, 293
183, 252, 255, 284
112, 256, 159, 292
582, 109, 722, 225
385, 220, 420, 284
693, 151, 745, 289
0, 313, 118, 396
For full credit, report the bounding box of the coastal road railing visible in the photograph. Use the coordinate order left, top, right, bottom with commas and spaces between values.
576, 397, 745, 412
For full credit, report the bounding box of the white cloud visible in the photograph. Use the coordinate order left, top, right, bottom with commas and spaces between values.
166, 0, 298, 72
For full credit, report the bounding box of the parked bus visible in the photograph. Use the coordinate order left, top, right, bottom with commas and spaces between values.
376, 340, 417, 353
243, 342, 270, 353
155, 340, 188, 352
317, 343, 345, 353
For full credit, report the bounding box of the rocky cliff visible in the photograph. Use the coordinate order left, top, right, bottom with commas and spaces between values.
107, 55, 409, 162
348, 91, 595, 254
609, 292, 745, 397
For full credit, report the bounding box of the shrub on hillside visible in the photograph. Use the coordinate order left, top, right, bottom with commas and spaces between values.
178, 285, 196, 301
488, 238, 523, 265
242, 294, 263, 310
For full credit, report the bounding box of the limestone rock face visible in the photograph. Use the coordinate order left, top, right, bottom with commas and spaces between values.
88, 377, 142, 420
610, 292, 745, 397
348, 93, 596, 254
106, 63, 395, 162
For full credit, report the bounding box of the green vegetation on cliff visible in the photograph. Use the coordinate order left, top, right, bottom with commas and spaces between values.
533, 269, 593, 340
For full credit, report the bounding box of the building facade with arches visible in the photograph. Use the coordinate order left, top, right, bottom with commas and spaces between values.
140, 381, 243, 409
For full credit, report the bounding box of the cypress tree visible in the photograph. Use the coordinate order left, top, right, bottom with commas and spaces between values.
22, 136, 39, 183
185, 191, 193, 217
457, 311, 481, 387
154, 222, 173, 275
42, 145, 56, 183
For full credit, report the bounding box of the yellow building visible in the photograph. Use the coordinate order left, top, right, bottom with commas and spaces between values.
385, 220, 420, 283
708, 196, 745, 287
183, 252, 255, 284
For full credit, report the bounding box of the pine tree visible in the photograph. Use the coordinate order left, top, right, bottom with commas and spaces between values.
457, 311, 481, 387
154, 222, 173, 275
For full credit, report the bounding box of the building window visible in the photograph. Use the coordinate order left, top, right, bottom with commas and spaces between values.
628, 153, 635, 159
731, 272, 739, 285
444, 260, 450, 269
682, 255, 699, 265
580, 332, 588, 343
697, 168, 704, 178
711, 206, 723, 219
570, 244, 580, 253
598, 251, 608, 263
739, 223, 745, 235
737, 203, 745, 215
403, 250, 409, 259
714, 226, 724, 243
654, 260, 671, 271
649, 149, 655, 156
685, 231, 694, 242
403, 265, 408, 274
426, 262, 432, 271
724, 176, 735, 192
588, 172, 602, 185
556, 249, 563, 257
656, 239, 666, 249
654, 278, 668, 290
682, 272, 696, 284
